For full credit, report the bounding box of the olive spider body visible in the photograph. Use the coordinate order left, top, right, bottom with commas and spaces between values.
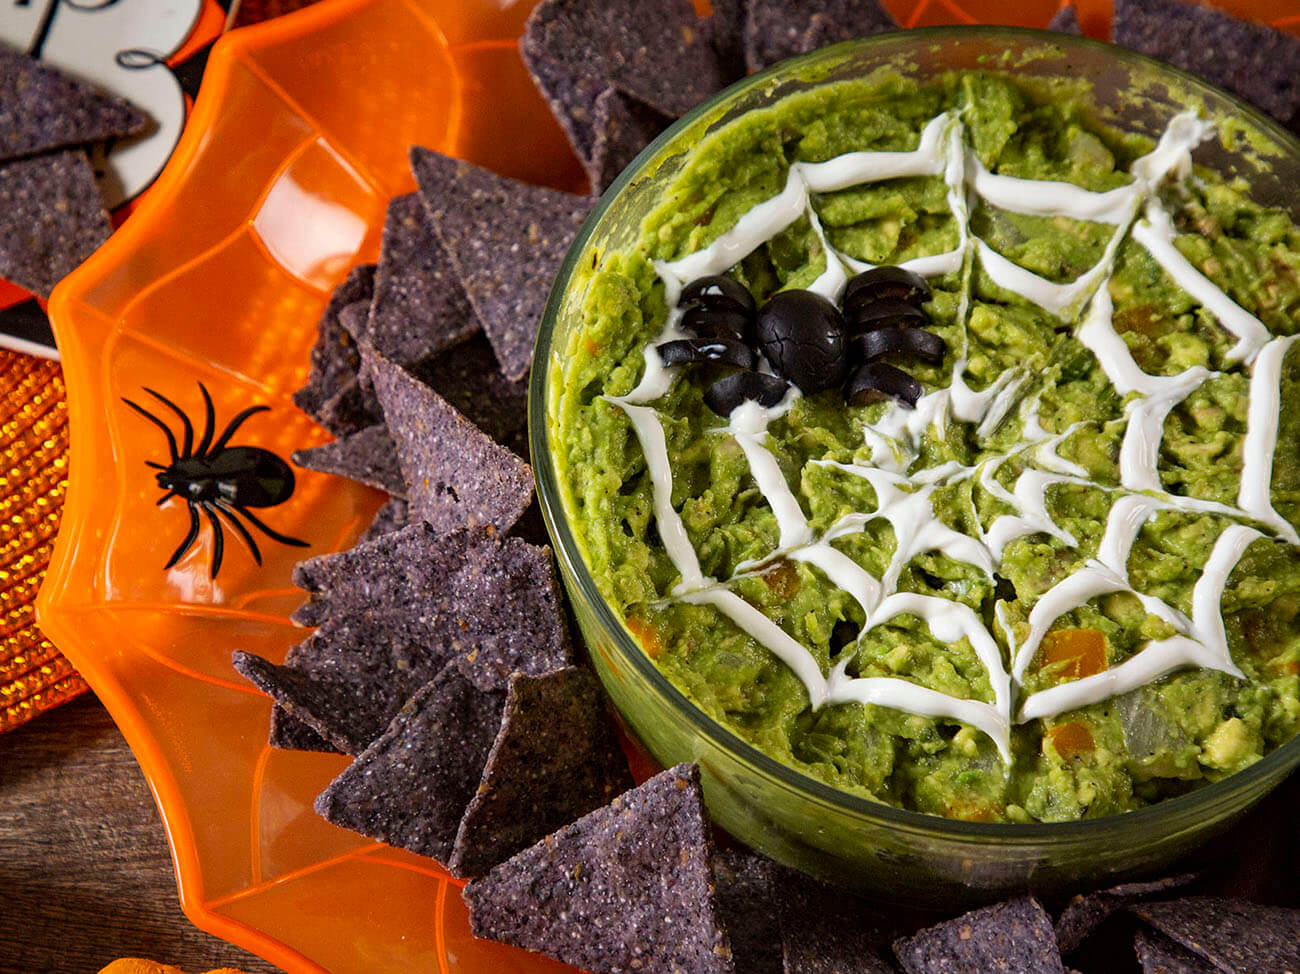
124, 383, 308, 578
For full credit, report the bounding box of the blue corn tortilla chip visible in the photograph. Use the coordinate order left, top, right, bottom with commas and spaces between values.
363, 341, 534, 535
291, 423, 406, 497
1112, 0, 1300, 123
290, 519, 486, 628
1048, 4, 1082, 34
1130, 897, 1300, 973
446, 534, 575, 691
365, 193, 478, 366
777, 863, 901, 973
712, 851, 783, 974
336, 299, 370, 342
407, 333, 529, 458
0, 149, 111, 298
358, 496, 410, 544
290, 522, 571, 691
269, 705, 338, 753
314, 665, 505, 863
586, 87, 674, 196
449, 666, 632, 878
410, 147, 593, 380
463, 763, 735, 974
240, 525, 500, 751
744, 0, 898, 73
795, 2, 900, 60
894, 896, 1064, 974
294, 264, 379, 434
1055, 874, 1197, 955
0, 46, 148, 162
1133, 929, 1217, 974
232, 645, 386, 754
520, 0, 727, 168
702, 0, 748, 83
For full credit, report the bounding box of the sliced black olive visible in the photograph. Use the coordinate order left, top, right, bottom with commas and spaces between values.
843, 266, 932, 315
755, 289, 847, 395
850, 327, 947, 366
704, 370, 789, 415
656, 337, 755, 369
845, 362, 923, 409
680, 275, 757, 318
681, 305, 751, 343
845, 297, 929, 334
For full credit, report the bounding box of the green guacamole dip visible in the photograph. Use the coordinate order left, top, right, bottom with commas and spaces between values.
550, 72, 1300, 822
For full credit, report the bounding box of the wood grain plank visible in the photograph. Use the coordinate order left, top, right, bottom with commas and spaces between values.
0, 695, 280, 974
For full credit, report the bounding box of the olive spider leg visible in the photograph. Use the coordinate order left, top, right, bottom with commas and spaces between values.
207, 405, 271, 458
164, 502, 202, 570
143, 387, 195, 458
202, 504, 225, 578
224, 504, 310, 548
122, 398, 179, 462
210, 501, 263, 566
192, 382, 218, 458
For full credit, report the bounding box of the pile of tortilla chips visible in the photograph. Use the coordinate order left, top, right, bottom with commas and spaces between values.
232, 0, 1300, 970
0, 47, 147, 298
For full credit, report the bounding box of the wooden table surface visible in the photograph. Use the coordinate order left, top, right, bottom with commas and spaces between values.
2, 693, 1298, 974
0, 694, 280, 974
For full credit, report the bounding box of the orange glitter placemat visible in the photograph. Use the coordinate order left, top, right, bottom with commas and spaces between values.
0, 351, 78, 732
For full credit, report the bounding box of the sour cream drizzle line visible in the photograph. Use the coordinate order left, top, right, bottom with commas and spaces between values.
1239, 335, 1300, 545
603, 102, 1299, 761
1019, 523, 1259, 721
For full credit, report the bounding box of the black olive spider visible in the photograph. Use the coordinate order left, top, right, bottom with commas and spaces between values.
123, 382, 309, 579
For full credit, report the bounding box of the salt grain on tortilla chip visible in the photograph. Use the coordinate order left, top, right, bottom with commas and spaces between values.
410, 147, 593, 380
1131, 897, 1300, 973
1113, 0, 1300, 123
292, 423, 406, 497
0, 149, 110, 298
314, 665, 506, 863
463, 763, 734, 974
449, 666, 632, 878
894, 896, 1064, 974
0, 46, 147, 162
520, 0, 726, 167
366, 193, 478, 366
364, 341, 533, 535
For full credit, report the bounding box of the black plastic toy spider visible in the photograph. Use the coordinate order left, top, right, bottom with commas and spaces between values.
123, 382, 309, 579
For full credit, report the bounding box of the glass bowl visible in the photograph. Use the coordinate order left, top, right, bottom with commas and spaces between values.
531, 27, 1300, 907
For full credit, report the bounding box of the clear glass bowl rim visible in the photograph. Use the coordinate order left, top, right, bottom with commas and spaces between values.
529, 24, 1300, 845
